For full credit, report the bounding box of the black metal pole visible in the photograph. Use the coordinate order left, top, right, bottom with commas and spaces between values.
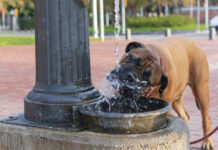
24, 0, 100, 124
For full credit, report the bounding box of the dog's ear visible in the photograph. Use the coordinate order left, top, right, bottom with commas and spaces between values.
159, 73, 168, 97
125, 42, 145, 53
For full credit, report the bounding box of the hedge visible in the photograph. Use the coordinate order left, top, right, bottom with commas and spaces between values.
127, 15, 195, 28
18, 17, 34, 30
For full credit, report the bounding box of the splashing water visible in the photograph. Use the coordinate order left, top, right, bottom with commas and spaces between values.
114, 0, 120, 66
99, 75, 118, 98
94, 0, 151, 113
94, 96, 163, 113
97, 68, 149, 113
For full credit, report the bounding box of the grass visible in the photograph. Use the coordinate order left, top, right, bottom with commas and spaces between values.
89, 26, 117, 34
0, 36, 35, 46
0, 36, 99, 46
0, 23, 205, 46
171, 24, 205, 31
89, 36, 100, 41
89, 24, 205, 33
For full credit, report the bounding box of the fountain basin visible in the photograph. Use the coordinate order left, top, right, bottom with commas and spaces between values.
79, 97, 172, 134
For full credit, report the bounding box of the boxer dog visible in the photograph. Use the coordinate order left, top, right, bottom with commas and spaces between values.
108, 37, 214, 150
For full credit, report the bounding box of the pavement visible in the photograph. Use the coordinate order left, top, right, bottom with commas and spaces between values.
0, 36, 217, 149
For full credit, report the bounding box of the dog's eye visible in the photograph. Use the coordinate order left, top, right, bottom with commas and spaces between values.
143, 71, 151, 80
133, 58, 142, 66
125, 56, 132, 63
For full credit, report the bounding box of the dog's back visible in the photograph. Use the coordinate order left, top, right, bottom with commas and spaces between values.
151, 37, 209, 85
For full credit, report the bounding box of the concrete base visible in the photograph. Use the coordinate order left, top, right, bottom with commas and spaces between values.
0, 115, 189, 150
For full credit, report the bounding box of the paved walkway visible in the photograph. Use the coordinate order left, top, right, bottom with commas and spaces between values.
0, 38, 217, 149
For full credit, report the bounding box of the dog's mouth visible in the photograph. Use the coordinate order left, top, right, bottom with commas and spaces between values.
107, 66, 158, 99
118, 84, 157, 99
107, 75, 150, 99
118, 82, 143, 99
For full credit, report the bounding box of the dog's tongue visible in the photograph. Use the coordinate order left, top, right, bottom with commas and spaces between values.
144, 87, 152, 93
142, 86, 158, 97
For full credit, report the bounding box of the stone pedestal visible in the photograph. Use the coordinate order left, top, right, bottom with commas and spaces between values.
0, 115, 190, 150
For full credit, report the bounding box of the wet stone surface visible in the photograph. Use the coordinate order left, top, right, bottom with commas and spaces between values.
93, 97, 166, 113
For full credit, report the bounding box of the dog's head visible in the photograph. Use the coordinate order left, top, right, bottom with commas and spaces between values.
107, 42, 168, 98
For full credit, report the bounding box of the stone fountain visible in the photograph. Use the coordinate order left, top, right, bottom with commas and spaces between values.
0, 0, 190, 149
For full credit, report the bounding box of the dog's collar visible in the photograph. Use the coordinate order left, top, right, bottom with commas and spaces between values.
160, 57, 162, 68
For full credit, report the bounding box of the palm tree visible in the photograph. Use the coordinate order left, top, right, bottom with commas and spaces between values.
0, 0, 33, 14
0, 0, 8, 13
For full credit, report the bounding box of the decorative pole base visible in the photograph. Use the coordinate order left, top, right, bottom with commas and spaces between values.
24, 87, 101, 124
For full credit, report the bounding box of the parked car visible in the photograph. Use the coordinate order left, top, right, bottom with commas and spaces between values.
210, 16, 218, 34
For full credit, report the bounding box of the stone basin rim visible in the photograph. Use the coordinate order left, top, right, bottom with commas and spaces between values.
79, 99, 172, 119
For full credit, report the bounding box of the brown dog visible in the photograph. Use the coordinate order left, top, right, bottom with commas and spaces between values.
111, 37, 213, 150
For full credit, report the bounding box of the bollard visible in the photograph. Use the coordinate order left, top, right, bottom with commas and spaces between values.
165, 28, 171, 37
126, 28, 131, 40
209, 27, 216, 40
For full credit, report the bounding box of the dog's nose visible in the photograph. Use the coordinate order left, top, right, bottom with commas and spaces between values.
126, 73, 135, 83
119, 72, 136, 83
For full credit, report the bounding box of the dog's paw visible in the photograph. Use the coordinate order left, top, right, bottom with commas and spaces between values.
201, 138, 214, 150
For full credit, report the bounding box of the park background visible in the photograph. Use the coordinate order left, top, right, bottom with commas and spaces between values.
0, 0, 218, 44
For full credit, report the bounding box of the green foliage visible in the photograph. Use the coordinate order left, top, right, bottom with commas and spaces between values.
18, 17, 34, 30
19, 0, 34, 17
127, 15, 195, 28
129, 24, 205, 32
88, 23, 205, 34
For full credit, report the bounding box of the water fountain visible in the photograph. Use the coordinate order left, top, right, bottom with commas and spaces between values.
80, 97, 171, 134
0, 0, 190, 149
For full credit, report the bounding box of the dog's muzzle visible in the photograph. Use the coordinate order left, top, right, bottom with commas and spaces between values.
107, 65, 147, 99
